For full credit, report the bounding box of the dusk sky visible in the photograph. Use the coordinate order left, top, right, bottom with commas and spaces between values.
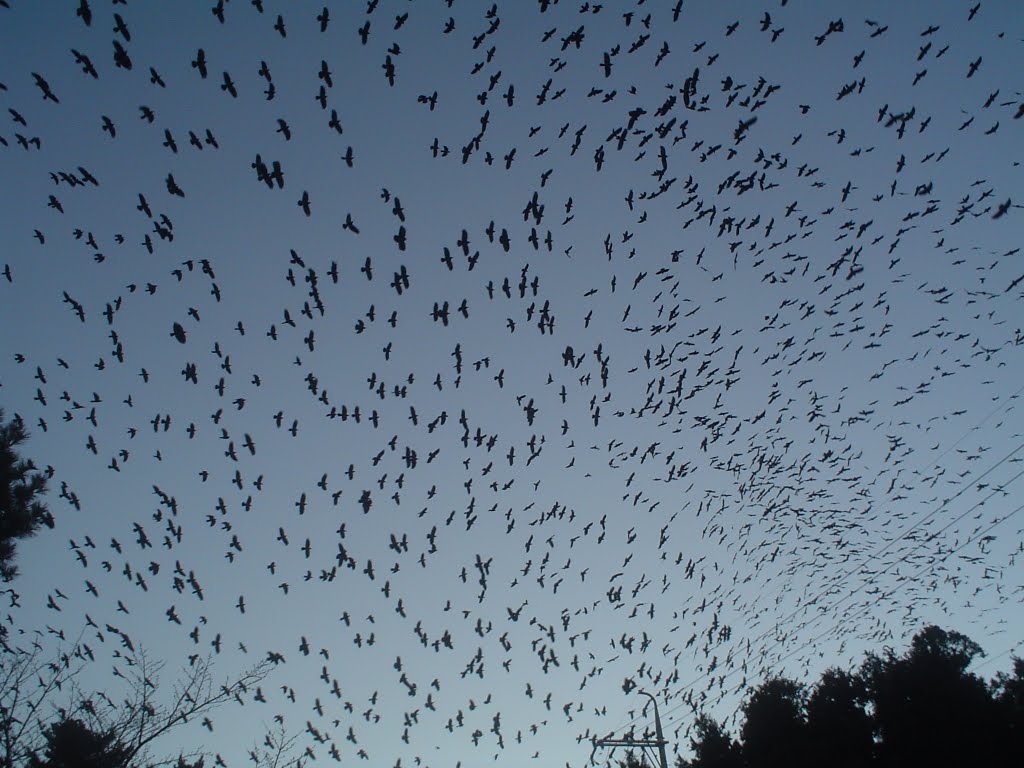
1, 1, 1022, 766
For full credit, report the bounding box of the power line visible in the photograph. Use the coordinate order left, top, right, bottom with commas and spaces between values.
973, 639, 1024, 674
750, 441, 1023, 650
645, 442, 1024, 735
663, 495, 1024, 733
596, 380, 1024, 745
731, 382, 1024, 615
603, 439, 1024, 745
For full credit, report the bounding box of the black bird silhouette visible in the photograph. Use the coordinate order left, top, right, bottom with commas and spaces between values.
112, 40, 132, 70
221, 71, 237, 98
71, 49, 98, 78
192, 48, 208, 78
32, 73, 59, 103
76, 0, 92, 26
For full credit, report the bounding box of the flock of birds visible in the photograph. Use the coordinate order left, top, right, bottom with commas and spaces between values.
1, 1, 1022, 766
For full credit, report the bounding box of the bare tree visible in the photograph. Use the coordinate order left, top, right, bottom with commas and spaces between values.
0, 634, 88, 768
2, 636, 272, 768
69, 647, 273, 768
246, 722, 305, 768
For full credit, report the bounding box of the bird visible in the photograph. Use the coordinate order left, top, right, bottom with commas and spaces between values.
192, 49, 208, 78
3, 5, 1023, 768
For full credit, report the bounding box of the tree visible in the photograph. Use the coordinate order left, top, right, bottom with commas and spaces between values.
27, 717, 130, 768
246, 721, 304, 768
992, 657, 1024, 758
862, 625, 1002, 767
25, 717, 211, 768
0, 410, 54, 583
2, 638, 271, 768
616, 751, 653, 768
679, 626, 1019, 768
1, 638, 88, 768
677, 714, 742, 768
68, 648, 273, 768
739, 677, 806, 768
804, 668, 873, 768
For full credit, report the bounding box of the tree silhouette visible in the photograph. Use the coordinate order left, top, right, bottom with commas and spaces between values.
861, 625, 1001, 767
804, 668, 873, 767
739, 677, 807, 768
1, 636, 90, 768
66, 648, 272, 768
25, 717, 210, 768
674, 625, 1021, 768
0, 409, 53, 583
2, 640, 271, 768
676, 714, 742, 768
992, 656, 1024, 758
245, 721, 305, 768
26, 717, 131, 768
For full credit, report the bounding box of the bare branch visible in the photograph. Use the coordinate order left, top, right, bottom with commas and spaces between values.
0, 633, 88, 768
4, 638, 272, 768
97, 648, 273, 766
248, 721, 305, 768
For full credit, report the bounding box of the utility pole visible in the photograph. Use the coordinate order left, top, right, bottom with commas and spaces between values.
592, 691, 668, 768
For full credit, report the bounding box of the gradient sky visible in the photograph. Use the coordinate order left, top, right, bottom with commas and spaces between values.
1, 1, 1022, 766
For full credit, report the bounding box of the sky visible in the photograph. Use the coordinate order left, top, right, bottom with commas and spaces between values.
1, 1, 1022, 766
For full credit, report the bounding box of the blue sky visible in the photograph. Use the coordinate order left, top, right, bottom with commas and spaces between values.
1, 1, 1022, 766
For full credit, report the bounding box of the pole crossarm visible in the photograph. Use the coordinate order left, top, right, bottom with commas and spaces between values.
590, 691, 670, 768
593, 738, 667, 748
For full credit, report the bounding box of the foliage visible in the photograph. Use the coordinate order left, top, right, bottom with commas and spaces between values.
26, 717, 131, 768
738, 677, 805, 768
684, 715, 742, 768
804, 668, 873, 768
0, 410, 54, 584
617, 752, 653, 768
673, 626, 1023, 768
